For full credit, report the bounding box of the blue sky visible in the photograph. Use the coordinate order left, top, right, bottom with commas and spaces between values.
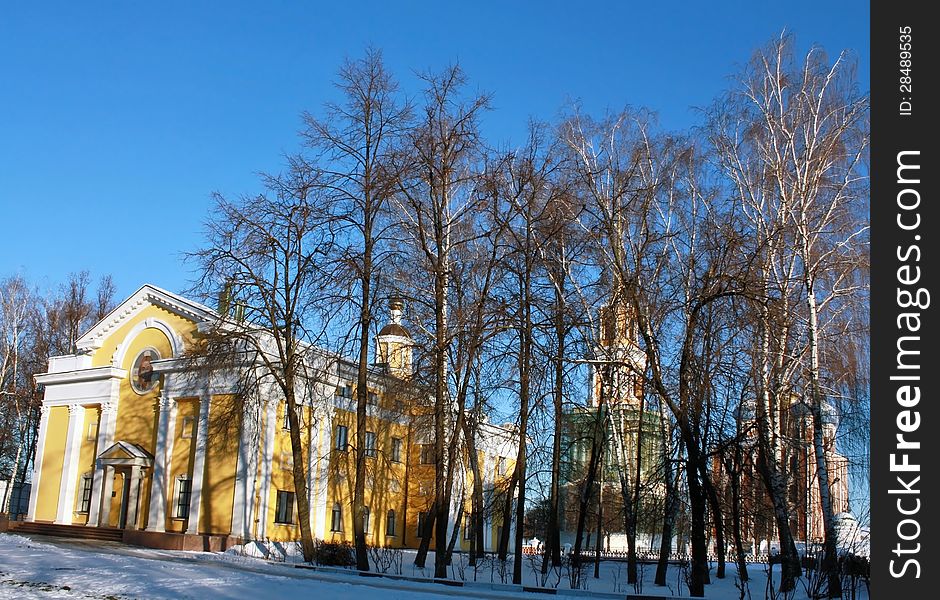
1, 1, 869, 300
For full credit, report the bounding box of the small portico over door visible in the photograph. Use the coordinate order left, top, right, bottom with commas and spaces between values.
95, 441, 153, 530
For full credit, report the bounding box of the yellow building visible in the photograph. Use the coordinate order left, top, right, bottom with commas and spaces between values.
26, 284, 517, 552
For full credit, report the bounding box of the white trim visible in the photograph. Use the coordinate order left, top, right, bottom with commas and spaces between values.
256, 400, 277, 540
85, 402, 114, 527
26, 405, 50, 522
311, 401, 333, 539
185, 387, 211, 534
145, 395, 173, 532
76, 284, 214, 352
231, 399, 259, 539
55, 404, 85, 524
111, 318, 183, 368
35, 366, 127, 387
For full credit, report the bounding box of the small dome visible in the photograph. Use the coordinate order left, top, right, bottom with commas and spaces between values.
379, 323, 411, 338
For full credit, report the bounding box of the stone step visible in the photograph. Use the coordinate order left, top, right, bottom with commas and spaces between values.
10, 522, 125, 542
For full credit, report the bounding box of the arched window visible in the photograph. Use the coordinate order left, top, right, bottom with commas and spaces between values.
331, 503, 342, 532
386, 509, 396, 536
363, 506, 371, 534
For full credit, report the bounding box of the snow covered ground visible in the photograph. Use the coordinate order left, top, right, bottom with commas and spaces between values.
0, 533, 868, 599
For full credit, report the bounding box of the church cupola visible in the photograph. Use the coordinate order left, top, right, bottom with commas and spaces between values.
376, 297, 413, 378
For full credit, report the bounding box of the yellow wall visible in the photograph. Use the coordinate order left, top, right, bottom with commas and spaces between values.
199, 394, 241, 535
70, 407, 102, 523
165, 398, 197, 533
35, 406, 69, 522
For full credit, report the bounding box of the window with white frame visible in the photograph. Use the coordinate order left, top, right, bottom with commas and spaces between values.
364, 431, 377, 457
181, 415, 195, 439
363, 506, 371, 534
389, 478, 401, 493
420, 444, 435, 465
282, 404, 292, 430
175, 476, 192, 519
78, 474, 93, 513
335, 425, 348, 451
391, 437, 402, 462
417, 511, 429, 538
275, 490, 294, 524
331, 503, 343, 531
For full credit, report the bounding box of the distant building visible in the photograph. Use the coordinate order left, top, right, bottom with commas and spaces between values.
559, 298, 666, 551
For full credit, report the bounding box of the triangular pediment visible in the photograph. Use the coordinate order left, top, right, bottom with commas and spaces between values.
76, 284, 216, 352
97, 441, 154, 467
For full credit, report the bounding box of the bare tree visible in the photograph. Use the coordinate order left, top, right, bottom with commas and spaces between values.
393, 64, 490, 578
188, 170, 334, 562
708, 33, 869, 596
300, 48, 411, 571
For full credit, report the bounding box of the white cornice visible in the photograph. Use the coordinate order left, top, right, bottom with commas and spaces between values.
35, 366, 128, 386
76, 284, 217, 352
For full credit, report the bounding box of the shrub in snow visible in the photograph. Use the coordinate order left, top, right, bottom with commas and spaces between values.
313, 540, 356, 567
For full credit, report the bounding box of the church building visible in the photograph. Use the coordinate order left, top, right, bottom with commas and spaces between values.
26, 284, 517, 552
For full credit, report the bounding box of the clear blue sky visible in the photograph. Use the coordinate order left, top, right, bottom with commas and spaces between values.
1, 1, 869, 301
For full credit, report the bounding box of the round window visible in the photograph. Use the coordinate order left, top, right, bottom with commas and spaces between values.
130, 348, 161, 394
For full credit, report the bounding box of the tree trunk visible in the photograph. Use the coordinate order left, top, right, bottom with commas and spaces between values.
699, 463, 726, 579
655, 415, 677, 586
685, 449, 709, 597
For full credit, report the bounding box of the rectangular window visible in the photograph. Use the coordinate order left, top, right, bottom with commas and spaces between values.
389, 478, 401, 493
335, 384, 353, 399
282, 405, 292, 430
367, 392, 378, 406
386, 510, 396, 536
331, 504, 343, 531
464, 520, 473, 541
420, 444, 435, 465
281, 451, 293, 470
181, 415, 195, 439
176, 477, 192, 519
365, 431, 377, 457
86, 422, 98, 442
417, 511, 429, 538
391, 438, 402, 462
275, 490, 295, 524
78, 475, 93, 513
335, 425, 348, 451
363, 506, 371, 534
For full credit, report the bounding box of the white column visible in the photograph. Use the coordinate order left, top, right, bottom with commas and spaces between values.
256, 399, 277, 540
87, 401, 117, 527
185, 392, 212, 535
26, 405, 50, 522
125, 465, 143, 529
55, 403, 86, 524
310, 413, 333, 540
99, 466, 115, 528
146, 394, 173, 532
231, 400, 260, 539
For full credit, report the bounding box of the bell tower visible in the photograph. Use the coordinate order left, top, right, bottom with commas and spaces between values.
376, 298, 413, 378
589, 293, 645, 408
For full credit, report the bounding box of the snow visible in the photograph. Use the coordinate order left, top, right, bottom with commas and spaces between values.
0, 533, 868, 599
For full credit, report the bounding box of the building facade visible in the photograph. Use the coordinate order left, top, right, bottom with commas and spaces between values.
26, 284, 516, 551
